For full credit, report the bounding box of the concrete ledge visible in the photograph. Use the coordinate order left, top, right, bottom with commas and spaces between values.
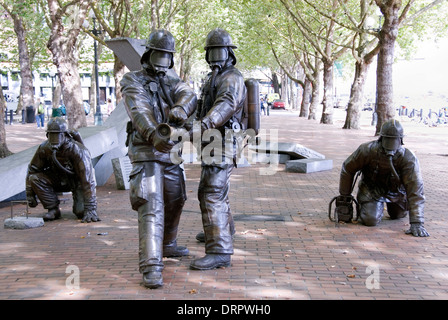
4, 217, 44, 229
251, 141, 325, 160
252, 153, 290, 164
285, 158, 333, 173
112, 156, 132, 190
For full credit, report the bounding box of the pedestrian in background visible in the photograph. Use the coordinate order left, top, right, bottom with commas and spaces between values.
260, 98, 266, 115
37, 101, 45, 129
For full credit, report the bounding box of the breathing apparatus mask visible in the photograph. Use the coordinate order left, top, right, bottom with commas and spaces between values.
207, 47, 229, 71
382, 137, 401, 157
203, 28, 237, 101
48, 132, 66, 150
140, 29, 175, 78
206, 47, 231, 102
379, 120, 405, 189
379, 119, 404, 157
46, 117, 68, 150
149, 50, 173, 76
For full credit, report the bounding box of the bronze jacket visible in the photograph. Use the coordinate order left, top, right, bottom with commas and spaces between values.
197, 65, 246, 132
26, 139, 97, 210
196, 65, 246, 165
121, 69, 197, 164
339, 140, 425, 223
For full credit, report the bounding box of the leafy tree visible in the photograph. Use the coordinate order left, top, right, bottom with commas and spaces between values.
0, 0, 37, 114
373, 0, 447, 134
44, 0, 90, 129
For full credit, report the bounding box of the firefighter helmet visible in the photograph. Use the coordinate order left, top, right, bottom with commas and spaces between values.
380, 119, 404, 138
204, 28, 237, 50
380, 119, 404, 152
141, 29, 175, 70
204, 28, 237, 67
46, 117, 68, 133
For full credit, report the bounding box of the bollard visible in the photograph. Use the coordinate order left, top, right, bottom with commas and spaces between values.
9, 109, 13, 124
21, 109, 25, 124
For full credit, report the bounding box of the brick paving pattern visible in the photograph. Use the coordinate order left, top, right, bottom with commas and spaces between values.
1, 110, 447, 300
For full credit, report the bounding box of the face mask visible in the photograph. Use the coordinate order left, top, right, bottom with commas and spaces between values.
48, 132, 65, 149
208, 47, 228, 70
382, 137, 401, 156
150, 51, 172, 75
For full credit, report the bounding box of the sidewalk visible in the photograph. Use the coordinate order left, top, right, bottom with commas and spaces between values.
1, 109, 448, 300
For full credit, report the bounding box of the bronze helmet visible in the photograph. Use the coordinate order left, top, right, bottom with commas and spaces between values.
46, 117, 68, 133
204, 28, 237, 50
380, 119, 404, 138
379, 119, 404, 152
141, 29, 176, 70
204, 28, 237, 66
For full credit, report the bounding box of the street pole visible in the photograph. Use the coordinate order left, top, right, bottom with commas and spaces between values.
92, 17, 103, 126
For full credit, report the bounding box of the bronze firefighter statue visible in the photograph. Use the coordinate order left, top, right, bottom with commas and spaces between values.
121, 29, 197, 289
26, 117, 100, 223
337, 119, 429, 237
189, 28, 247, 270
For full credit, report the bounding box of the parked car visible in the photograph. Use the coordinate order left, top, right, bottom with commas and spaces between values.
272, 99, 285, 110
267, 93, 280, 106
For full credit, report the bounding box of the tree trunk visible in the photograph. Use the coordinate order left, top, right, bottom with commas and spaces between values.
0, 80, 12, 158
281, 72, 287, 102
150, 0, 159, 30
46, 0, 89, 130
299, 78, 311, 118
55, 56, 86, 129
113, 56, 126, 103
12, 14, 35, 114
308, 78, 320, 120
289, 78, 296, 110
343, 61, 370, 129
375, 2, 401, 135
320, 60, 334, 124
52, 78, 62, 109
271, 69, 280, 94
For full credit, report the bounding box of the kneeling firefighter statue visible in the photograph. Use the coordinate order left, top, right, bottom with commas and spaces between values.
335, 119, 429, 237
26, 117, 100, 223
120, 29, 197, 289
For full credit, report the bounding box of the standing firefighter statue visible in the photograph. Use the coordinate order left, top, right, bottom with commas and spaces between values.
189, 28, 248, 271
336, 119, 429, 237
120, 29, 197, 289
26, 117, 100, 223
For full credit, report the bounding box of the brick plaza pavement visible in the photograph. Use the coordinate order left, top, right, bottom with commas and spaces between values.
1, 109, 448, 300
